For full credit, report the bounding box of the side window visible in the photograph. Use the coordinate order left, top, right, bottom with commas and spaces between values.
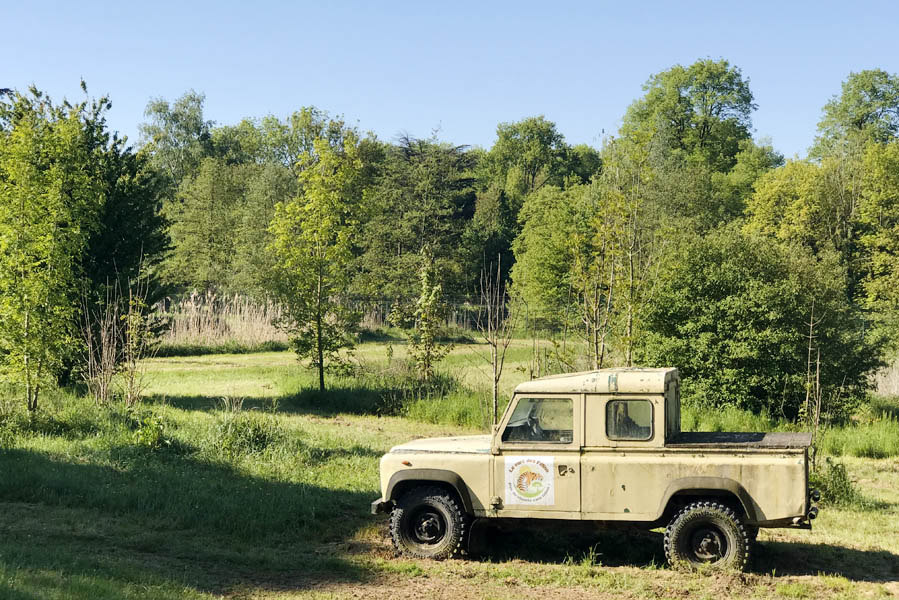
606, 399, 652, 441
502, 397, 573, 443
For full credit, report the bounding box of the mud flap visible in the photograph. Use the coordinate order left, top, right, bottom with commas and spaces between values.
466, 518, 494, 558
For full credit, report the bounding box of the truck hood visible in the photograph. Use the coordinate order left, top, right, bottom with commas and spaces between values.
389, 434, 491, 454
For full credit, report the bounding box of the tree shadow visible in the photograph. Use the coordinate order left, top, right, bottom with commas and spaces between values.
0, 446, 376, 597
145, 389, 388, 418
754, 539, 899, 582
469, 521, 899, 582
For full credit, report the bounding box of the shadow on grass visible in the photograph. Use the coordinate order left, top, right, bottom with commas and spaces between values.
470, 521, 899, 582
469, 521, 666, 567
754, 539, 899, 582
155, 340, 289, 357
145, 390, 385, 418
0, 446, 375, 598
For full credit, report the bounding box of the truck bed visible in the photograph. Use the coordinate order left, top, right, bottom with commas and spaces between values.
666, 431, 812, 449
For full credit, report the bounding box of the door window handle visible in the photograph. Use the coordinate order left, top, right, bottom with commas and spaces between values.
558, 465, 575, 476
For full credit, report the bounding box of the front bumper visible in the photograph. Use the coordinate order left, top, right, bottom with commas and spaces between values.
370, 497, 392, 515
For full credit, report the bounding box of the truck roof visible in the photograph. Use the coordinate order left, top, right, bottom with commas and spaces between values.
513, 367, 678, 395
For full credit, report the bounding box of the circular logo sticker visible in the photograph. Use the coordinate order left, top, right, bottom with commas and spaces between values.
505, 457, 554, 505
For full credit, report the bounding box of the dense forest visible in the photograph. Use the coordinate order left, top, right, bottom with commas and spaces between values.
3, 59, 899, 421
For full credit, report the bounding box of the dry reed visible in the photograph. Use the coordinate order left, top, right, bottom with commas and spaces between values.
158, 292, 288, 349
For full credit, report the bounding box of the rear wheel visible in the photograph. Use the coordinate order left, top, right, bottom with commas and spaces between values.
390, 486, 468, 559
664, 501, 751, 571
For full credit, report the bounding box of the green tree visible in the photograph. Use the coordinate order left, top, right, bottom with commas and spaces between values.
0, 87, 105, 410
510, 185, 583, 327
745, 154, 865, 296
859, 141, 899, 319
230, 163, 297, 297
638, 227, 880, 419
621, 59, 756, 172
488, 116, 570, 205
812, 69, 899, 157
83, 143, 169, 295
406, 252, 453, 380
355, 135, 475, 301
139, 90, 214, 194
467, 119, 588, 296
162, 157, 247, 291
259, 108, 351, 175
268, 134, 364, 391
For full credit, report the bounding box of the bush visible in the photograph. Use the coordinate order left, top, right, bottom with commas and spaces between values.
214, 411, 284, 458
638, 227, 881, 419
810, 458, 858, 507
131, 409, 171, 450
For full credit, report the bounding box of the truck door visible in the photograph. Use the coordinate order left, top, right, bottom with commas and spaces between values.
581, 394, 661, 519
492, 395, 582, 517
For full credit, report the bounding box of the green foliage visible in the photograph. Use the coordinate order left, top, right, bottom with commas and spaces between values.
405, 256, 453, 380
268, 134, 364, 391
484, 116, 571, 215
680, 403, 784, 433
139, 90, 213, 193
621, 58, 756, 172
859, 141, 899, 319
745, 156, 861, 268
638, 226, 881, 419
0, 86, 106, 409
355, 135, 476, 300
257, 107, 353, 175
812, 69, 899, 157
817, 413, 899, 458
131, 409, 172, 450
810, 458, 859, 507
510, 186, 584, 324
82, 135, 169, 297
162, 157, 249, 291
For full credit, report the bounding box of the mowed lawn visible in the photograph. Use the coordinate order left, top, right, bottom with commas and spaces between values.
0, 345, 897, 599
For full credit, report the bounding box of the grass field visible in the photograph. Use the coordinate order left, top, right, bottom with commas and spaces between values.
1, 343, 898, 599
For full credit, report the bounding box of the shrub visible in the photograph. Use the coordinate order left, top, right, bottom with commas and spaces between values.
214, 411, 283, 458
810, 458, 858, 507
638, 227, 881, 420
129, 408, 172, 451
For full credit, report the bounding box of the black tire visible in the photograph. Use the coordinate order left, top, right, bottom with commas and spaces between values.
390, 486, 468, 559
664, 501, 751, 571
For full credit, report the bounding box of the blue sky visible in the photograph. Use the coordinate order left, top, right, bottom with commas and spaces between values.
5, 1, 898, 157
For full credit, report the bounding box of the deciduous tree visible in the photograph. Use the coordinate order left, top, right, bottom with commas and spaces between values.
268, 134, 364, 391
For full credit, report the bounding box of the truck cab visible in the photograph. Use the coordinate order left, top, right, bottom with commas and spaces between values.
372, 367, 819, 570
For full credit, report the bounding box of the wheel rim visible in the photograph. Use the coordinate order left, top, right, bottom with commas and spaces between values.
689, 526, 727, 562
409, 508, 446, 546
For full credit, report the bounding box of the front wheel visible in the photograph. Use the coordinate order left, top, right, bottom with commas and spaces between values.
390, 486, 468, 559
664, 501, 751, 571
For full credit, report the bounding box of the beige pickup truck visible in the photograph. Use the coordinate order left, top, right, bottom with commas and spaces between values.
371, 367, 820, 570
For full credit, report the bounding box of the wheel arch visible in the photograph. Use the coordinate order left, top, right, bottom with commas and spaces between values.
386, 469, 474, 514
658, 477, 758, 523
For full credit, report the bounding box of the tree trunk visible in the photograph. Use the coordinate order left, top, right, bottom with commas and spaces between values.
316, 267, 325, 392
492, 344, 499, 425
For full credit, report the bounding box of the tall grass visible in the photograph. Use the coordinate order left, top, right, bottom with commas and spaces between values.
818, 415, 899, 458
157, 292, 288, 355
680, 404, 789, 432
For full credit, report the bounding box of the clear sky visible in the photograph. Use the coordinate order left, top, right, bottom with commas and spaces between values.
5, 0, 899, 158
